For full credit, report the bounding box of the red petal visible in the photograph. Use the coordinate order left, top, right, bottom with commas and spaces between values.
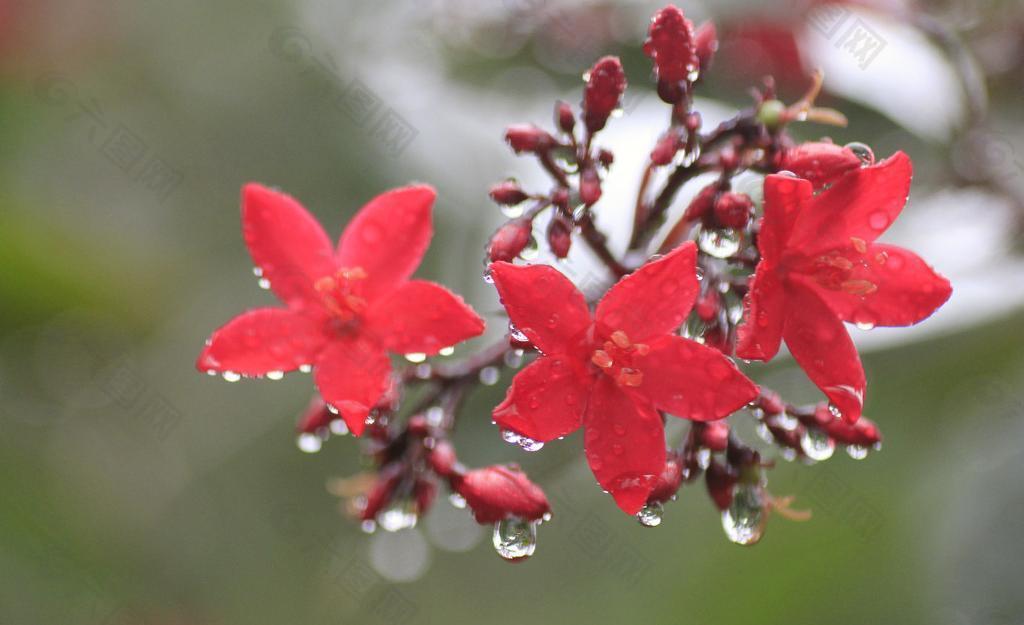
314, 336, 391, 436
758, 174, 813, 264
638, 335, 758, 421
492, 355, 590, 442
196, 308, 327, 376
790, 240, 950, 325
489, 262, 592, 355
364, 280, 484, 355
782, 285, 865, 422
595, 241, 699, 341
795, 243, 952, 328
336, 185, 435, 301
735, 267, 787, 360
242, 184, 338, 309
583, 377, 665, 515
788, 152, 912, 255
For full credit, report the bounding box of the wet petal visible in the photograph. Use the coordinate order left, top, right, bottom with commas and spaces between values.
196, 308, 327, 376
638, 335, 758, 421
336, 185, 435, 301
364, 280, 485, 355
584, 377, 665, 515
314, 336, 391, 436
492, 355, 591, 442
736, 267, 787, 361
758, 174, 813, 264
489, 262, 592, 355
595, 241, 699, 341
242, 184, 338, 309
783, 285, 865, 422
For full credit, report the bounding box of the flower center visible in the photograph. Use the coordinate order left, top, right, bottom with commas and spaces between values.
590, 330, 649, 388
314, 267, 369, 323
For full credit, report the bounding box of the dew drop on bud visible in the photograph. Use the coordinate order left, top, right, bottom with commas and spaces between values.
448, 492, 467, 509
696, 448, 711, 469
479, 366, 500, 386
800, 427, 835, 461
492, 517, 538, 561
775, 412, 799, 431
405, 352, 427, 364
722, 483, 766, 545
846, 444, 869, 460
844, 142, 875, 166
296, 432, 322, 453
377, 504, 419, 532
426, 406, 445, 427
698, 228, 741, 259
636, 501, 664, 527
501, 205, 525, 218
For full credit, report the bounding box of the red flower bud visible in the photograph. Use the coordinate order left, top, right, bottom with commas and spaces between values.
597, 148, 614, 168
780, 142, 861, 188
406, 414, 429, 437
505, 124, 555, 153
817, 407, 882, 447
644, 5, 698, 85
682, 182, 720, 221
759, 390, 785, 416
695, 290, 719, 321
702, 421, 730, 452
651, 130, 683, 166
580, 167, 602, 205
360, 464, 403, 521
684, 111, 701, 132
705, 460, 737, 511
488, 218, 532, 262
694, 21, 718, 75
713, 192, 753, 229
555, 100, 575, 134
296, 395, 332, 434
582, 56, 626, 134
489, 181, 529, 206
428, 439, 459, 477
453, 465, 551, 524
551, 188, 569, 210
648, 453, 684, 503
546, 214, 573, 258
414, 478, 438, 515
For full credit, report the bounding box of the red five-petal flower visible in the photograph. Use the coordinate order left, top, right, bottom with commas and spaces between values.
737, 152, 951, 422
198, 184, 485, 435
490, 242, 758, 515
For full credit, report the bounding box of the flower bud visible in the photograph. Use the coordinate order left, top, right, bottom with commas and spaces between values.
597, 148, 614, 168
694, 21, 718, 75
428, 439, 459, 477
580, 167, 602, 205
701, 421, 729, 452
780, 142, 862, 188
505, 124, 555, 153
713, 192, 753, 229
453, 465, 551, 524
650, 130, 683, 166
705, 460, 737, 511
682, 182, 720, 222
489, 181, 529, 206
551, 188, 569, 210
695, 291, 719, 321
296, 395, 332, 434
555, 100, 575, 134
759, 390, 785, 416
816, 406, 882, 447
644, 5, 697, 87
648, 453, 684, 503
582, 56, 626, 134
546, 214, 573, 259
360, 464, 403, 521
488, 218, 532, 262
414, 477, 438, 515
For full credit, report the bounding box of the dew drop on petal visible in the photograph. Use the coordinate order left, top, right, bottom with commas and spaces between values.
846, 444, 869, 460
722, 483, 765, 545
844, 141, 875, 166
222, 371, 242, 382
698, 228, 741, 259
266, 370, 284, 381
258, 278, 272, 290
636, 501, 664, 527
508, 323, 529, 343
296, 433, 322, 453
800, 427, 835, 461
518, 436, 544, 452
298, 364, 312, 373
405, 352, 427, 364
439, 346, 455, 357
492, 517, 538, 561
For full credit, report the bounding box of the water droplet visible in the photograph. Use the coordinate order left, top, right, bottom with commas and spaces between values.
846, 444, 869, 460
361, 519, 377, 534
222, 371, 242, 382
329, 419, 349, 436
521, 237, 540, 260
508, 323, 529, 343
774, 412, 799, 431
439, 346, 455, 357
298, 364, 313, 373
800, 427, 835, 461
828, 404, 842, 420
266, 370, 284, 381
482, 270, 495, 284
519, 436, 544, 452
696, 448, 711, 469
492, 517, 538, 561
405, 352, 427, 364
377, 504, 418, 532
855, 320, 875, 331
501, 204, 524, 218
296, 433, 322, 453
501, 429, 521, 446
722, 483, 765, 545
426, 406, 445, 427
479, 366, 500, 386
636, 501, 663, 527
448, 493, 467, 509
844, 142, 875, 166
252, 267, 263, 277
698, 228, 741, 258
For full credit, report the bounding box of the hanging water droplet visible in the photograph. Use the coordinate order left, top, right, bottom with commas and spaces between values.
781, 448, 797, 462
696, 448, 711, 469
221, 371, 242, 382
500, 204, 525, 218
755, 423, 773, 443
326, 403, 340, 415
482, 269, 495, 284
257, 278, 272, 290
518, 436, 544, 452
439, 346, 455, 357
521, 236, 540, 260
504, 349, 525, 368
426, 406, 445, 427
800, 427, 835, 461
828, 404, 842, 420
361, 519, 377, 534
266, 370, 284, 381
252, 267, 264, 277
479, 366, 500, 386
501, 429, 521, 446
844, 142, 875, 166
415, 363, 432, 379
492, 517, 538, 561
298, 364, 313, 373
698, 228, 741, 259
296, 432, 322, 453
329, 419, 349, 436
775, 412, 799, 431
636, 501, 664, 527
722, 483, 765, 545
508, 323, 528, 343
405, 352, 427, 364
377, 504, 418, 532
846, 444, 869, 460
448, 492, 467, 509
855, 320, 876, 331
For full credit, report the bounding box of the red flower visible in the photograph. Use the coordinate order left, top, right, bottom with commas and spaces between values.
737, 153, 951, 422
197, 184, 485, 435
643, 5, 698, 84
489, 242, 758, 515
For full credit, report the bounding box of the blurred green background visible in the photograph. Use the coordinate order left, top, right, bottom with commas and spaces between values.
2, 1, 1023, 624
